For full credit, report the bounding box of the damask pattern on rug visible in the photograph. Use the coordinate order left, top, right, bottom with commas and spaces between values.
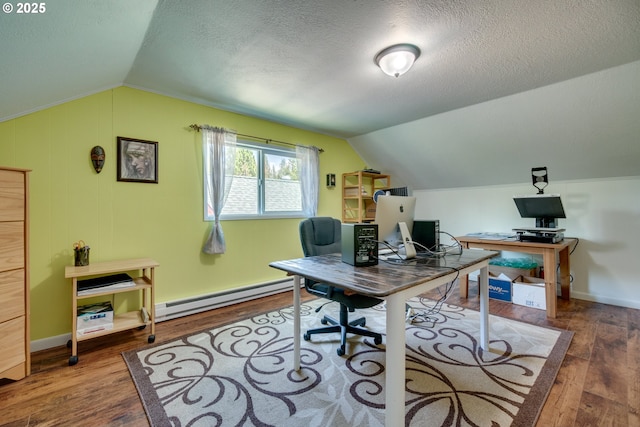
124, 298, 571, 427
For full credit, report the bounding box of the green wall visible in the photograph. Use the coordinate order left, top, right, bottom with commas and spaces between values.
0, 87, 366, 342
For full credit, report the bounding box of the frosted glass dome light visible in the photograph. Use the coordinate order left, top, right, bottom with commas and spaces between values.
375, 44, 421, 78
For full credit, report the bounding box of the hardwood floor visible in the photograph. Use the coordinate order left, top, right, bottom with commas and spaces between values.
1, 283, 638, 426
449, 283, 640, 427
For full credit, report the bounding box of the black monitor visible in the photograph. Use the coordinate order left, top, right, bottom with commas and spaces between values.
513, 194, 566, 228
386, 186, 409, 196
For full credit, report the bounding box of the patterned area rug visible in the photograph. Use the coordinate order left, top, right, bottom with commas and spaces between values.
123, 298, 572, 427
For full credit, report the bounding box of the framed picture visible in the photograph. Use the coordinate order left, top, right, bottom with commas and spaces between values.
117, 137, 158, 183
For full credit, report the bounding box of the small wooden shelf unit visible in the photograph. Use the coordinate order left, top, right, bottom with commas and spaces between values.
64, 258, 159, 366
342, 171, 390, 223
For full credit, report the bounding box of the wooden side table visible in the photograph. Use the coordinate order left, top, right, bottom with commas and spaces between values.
64, 258, 158, 365
456, 236, 576, 318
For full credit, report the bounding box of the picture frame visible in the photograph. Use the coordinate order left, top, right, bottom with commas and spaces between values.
117, 137, 158, 183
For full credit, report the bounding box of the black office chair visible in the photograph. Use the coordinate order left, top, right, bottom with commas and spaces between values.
299, 217, 383, 356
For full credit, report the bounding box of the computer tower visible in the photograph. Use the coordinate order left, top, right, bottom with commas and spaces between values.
341, 223, 378, 266
412, 220, 440, 252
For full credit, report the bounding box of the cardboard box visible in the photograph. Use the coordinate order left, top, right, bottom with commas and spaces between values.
344, 187, 366, 197
512, 275, 546, 310
77, 301, 113, 336
365, 200, 377, 218
488, 265, 537, 281
488, 272, 512, 302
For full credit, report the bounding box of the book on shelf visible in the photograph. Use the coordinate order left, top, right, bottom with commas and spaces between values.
77, 301, 113, 316
77, 273, 136, 296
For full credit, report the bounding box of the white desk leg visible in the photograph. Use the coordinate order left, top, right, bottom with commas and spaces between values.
385, 294, 406, 427
293, 275, 301, 371
479, 265, 489, 350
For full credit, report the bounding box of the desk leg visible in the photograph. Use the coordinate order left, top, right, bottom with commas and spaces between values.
479, 265, 489, 350
293, 275, 301, 371
559, 246, 571, 300
459, 242, 470, 298
543, 249, 557, 318
385, 294, 406, 427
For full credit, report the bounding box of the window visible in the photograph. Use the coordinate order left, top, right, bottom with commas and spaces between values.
205, 140, 303, 220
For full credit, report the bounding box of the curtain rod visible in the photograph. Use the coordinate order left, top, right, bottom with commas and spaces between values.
189, 124, 323, 153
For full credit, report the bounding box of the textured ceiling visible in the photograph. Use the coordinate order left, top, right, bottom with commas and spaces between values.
2, 0, 639, 140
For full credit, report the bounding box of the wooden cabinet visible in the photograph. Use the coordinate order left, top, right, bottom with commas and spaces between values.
64, 258, 158, 366
342, 171, 390, 223
0, 167, 30, 381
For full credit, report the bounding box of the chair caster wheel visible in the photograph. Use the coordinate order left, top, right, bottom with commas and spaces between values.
69, 356, 78, 366
337, 347, 345, 356
66, 339, 72, 349
374, 336, 382, 345
320, 318, 328, 325
148, 335, 155, 343
303, 333, 311, 341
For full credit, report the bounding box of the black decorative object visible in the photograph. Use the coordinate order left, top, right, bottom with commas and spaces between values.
532, 167, 548, 194
90, 146, 105, 174
326, 173, 336, 187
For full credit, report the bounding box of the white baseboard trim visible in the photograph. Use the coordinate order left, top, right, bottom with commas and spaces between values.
32, 333, 72, 353
156, 278, 296, 322
570, 291, 640, 310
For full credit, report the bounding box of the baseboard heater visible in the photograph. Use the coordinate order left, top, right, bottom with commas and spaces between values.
155, 278, 297, 322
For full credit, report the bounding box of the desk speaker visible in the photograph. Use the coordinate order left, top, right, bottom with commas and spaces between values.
341, 223, 378, 266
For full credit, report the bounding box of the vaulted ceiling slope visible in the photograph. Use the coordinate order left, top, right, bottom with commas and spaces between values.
350, 61, 640, 190
1, 1, 639, 188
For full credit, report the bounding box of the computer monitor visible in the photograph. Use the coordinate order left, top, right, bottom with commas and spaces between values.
386, 186, 409, 196
374, 195, 416, 249
513, 194, 566, 228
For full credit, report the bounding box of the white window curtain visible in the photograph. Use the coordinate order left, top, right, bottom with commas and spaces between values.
202, 126, 236, 254
296, 145, 319, 217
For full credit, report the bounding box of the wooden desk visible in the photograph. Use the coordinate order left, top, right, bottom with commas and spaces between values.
270, 250, 498, 427
456, 236, 576, 318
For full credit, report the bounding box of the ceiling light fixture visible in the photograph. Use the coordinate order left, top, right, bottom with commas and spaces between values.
374, 43, 421, 78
